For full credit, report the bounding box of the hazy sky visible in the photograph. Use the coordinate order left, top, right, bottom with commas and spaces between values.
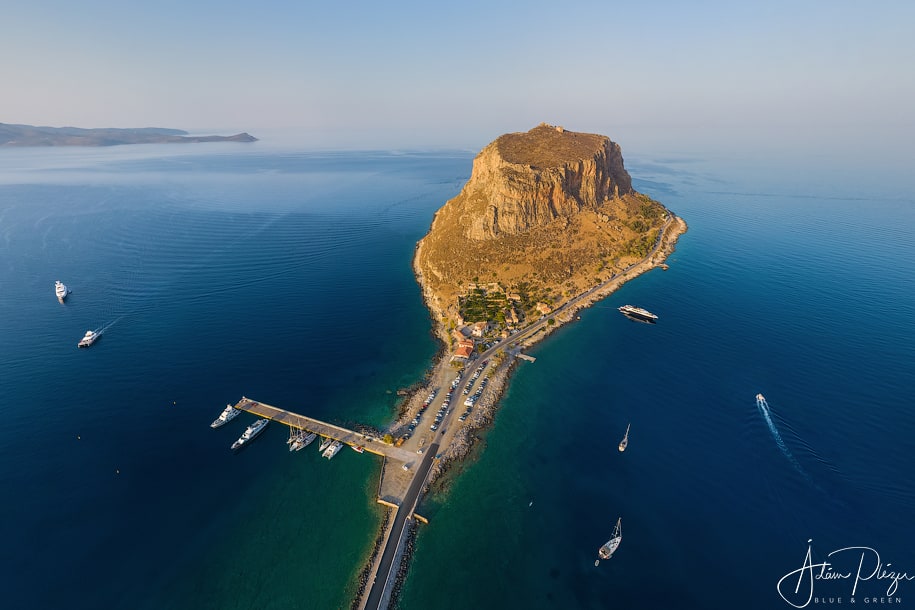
3, 0, 914, 149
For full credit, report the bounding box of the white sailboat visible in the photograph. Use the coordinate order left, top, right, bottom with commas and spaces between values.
598, 518, 622, 559
618, 423, 630, 452
295, 432, 317, 451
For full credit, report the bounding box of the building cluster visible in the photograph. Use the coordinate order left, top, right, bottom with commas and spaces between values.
450, 283, 552, 361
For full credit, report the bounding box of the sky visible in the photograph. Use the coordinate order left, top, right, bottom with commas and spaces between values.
2, 0, 914, 150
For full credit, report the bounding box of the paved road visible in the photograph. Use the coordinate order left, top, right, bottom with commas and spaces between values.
364, 442, 440, 610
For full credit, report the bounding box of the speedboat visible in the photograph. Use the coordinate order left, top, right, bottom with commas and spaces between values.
351, 445, 365, 453
55, 281, 70, 302
211, 404, 241, 428
77, 329, 100, 348
231, 419, 269, 450
323, 440, 343, 459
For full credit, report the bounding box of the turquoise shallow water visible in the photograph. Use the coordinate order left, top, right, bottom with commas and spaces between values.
2, 140, 914, 610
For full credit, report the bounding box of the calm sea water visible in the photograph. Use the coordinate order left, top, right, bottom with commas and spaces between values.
398, 149, 915, 608
0, 143, 465, 609
1, 139, 913, 610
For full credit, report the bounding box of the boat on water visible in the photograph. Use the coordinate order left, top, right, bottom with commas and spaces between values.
598, 518, 622, 559
55, 281, 70, 302
77, 329, 100, 348
230, 419, 269, 450
323, 440, 343, 459
352, 445, 365, 453
618, 304, 658, 322
293, 432, 317, 451
618, 423, 630, 452
756, 393, 766, 404
318, 437, 333, 453
210, 404, 241, 428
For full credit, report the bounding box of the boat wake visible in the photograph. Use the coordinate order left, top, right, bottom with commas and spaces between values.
755, 394, 813, 484
95, 316, 123, 336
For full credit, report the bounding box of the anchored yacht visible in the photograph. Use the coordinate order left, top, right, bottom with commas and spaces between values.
55, 281, 70, 302
210, 404, 241, 428
618, 305, 658, 322
230, 419, 269, 450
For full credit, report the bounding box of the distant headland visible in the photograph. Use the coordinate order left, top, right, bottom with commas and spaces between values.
0, 123, 257, 147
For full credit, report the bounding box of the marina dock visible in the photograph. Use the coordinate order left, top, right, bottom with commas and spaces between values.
231, 397, 418, 464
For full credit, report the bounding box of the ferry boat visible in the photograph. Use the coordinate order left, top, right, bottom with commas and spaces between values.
323, 440, 344, 459
618, 423, 630, 452
210, 404, 241, 428
318, 437, 333, 453
618, 305, 658, 322
231, 419, 269, 450
77, 329, 100, 348
598, 518, 622, 559
55, 281, 70, 302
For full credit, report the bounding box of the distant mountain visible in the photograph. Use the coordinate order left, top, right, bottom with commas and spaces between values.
0, 123, 257, 147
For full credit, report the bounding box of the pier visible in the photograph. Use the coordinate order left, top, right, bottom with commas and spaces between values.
232, 397, 417, 464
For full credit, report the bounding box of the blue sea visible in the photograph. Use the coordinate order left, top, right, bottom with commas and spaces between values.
1, 135, 913, 610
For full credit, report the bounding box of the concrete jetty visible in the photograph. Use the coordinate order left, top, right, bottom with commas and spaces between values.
232, 397, 417, 464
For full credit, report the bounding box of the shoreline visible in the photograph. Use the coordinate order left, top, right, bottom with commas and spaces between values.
420, 213, 688, 485
357, 212, 687, 607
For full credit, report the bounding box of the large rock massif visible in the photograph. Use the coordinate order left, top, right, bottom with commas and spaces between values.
415, 124, 672, 331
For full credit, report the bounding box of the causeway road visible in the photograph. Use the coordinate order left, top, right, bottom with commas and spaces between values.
364, 442, 440, 610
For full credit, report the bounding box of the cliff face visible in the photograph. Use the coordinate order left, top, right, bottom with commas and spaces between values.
461, 126, 632, 240
415, 124, 669, 330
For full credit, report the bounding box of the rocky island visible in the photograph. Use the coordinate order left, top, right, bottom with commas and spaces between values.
415, 123, 685, 346
358, 124, 687, 609
0, 123, 257, 147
